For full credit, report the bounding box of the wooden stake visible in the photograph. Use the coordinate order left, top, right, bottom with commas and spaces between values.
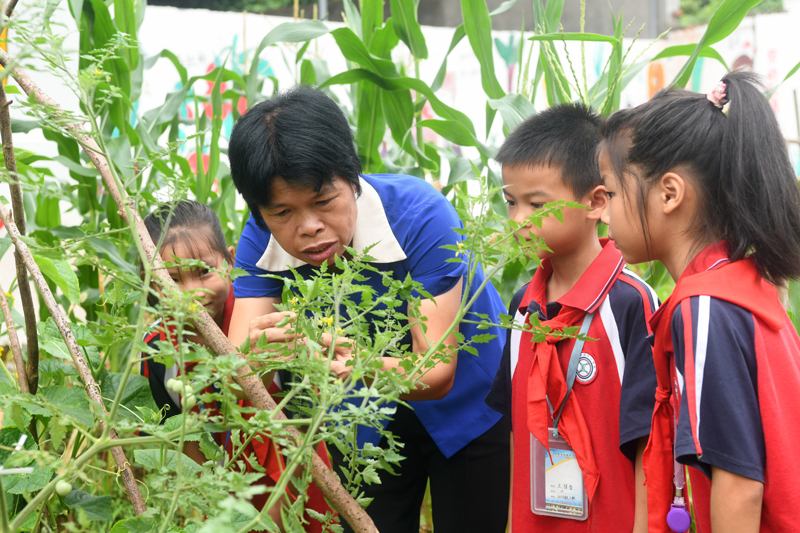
0, 284, 27, 394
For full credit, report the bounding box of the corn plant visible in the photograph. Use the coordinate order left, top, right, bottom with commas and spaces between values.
1, 0, 799, 531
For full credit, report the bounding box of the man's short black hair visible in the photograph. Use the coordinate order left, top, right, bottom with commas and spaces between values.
496, 102, 602, 198
228, 86, 362, 229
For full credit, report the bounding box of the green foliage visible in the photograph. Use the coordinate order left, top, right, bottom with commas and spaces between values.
679, 0, 782, 27
0, 0, 793, 531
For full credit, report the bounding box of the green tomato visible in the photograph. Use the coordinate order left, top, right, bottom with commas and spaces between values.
166, 378, 180, 393
183, 394, 196, 407
55, 480, 72, 497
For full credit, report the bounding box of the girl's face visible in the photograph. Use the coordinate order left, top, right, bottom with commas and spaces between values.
161, 235, 234, 326
599, 150, 653, 265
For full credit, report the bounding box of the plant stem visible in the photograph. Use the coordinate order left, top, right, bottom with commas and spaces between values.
0, 43, 378, 533
0, 282, 28, 393
9, 438, 110, 532
4, 0, 19, 17
0, 81, 39, 395
0, 476, 10, 533
237, 393, 331, 533
414, 59, 424, 166
0, 203, 147, 516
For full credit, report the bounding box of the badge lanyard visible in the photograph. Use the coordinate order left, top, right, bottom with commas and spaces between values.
547, 311, 595, 435
530, 311, 594, 521
667, 376, 692, 532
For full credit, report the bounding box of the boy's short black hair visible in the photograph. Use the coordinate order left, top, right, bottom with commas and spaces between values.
228, 86, 362, 229
496, 102, 602, 198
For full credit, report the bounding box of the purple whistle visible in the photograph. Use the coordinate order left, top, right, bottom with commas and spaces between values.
666, 504, 692, 533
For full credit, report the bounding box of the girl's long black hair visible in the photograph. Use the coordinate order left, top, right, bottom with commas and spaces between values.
600, 69, 800, 285
142, 200, 233, 307
144, 200, 233, 264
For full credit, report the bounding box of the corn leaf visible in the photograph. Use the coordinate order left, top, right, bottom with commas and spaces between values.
391, 0, 428, 60
672, 0, 764, 88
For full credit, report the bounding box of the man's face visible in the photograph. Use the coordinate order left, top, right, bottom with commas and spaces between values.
259, 176, 358, 267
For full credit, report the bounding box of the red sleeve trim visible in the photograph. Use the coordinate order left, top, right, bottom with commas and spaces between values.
680, 300, 703, 455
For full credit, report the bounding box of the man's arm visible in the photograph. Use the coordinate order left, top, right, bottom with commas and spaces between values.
228, 296, 281, 347
227, 296, 282, 399
324, 278, 464, 401
397, 277, 463, 400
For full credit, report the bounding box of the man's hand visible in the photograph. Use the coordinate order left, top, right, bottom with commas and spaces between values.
247, 311, 298, 358
319, 333, 355, 379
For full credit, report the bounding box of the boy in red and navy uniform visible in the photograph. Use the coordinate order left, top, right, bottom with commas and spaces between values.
645, 242, 800, 533
485, 104, 658, 532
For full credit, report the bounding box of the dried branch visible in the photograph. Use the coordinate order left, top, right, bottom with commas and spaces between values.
0, 281, 28, 394
0, 82, 40, 394
0, 49, 378, 533
0, 206, 147, 516
4, 0, 18, 18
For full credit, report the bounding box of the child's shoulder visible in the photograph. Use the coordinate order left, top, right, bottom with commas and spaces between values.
607, 267, 660, 317
143, 318, 164, 346
508, 282, 530, 316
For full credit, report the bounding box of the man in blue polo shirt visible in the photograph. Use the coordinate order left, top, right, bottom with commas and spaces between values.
226, 86, 510, 533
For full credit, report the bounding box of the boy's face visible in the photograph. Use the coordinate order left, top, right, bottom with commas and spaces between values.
259, 176, 358, 267
163, 240, 235, 325
502, 164, 599, 260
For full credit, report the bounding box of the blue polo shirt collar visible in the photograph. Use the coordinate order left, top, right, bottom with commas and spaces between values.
519, 238, 625, 316
255, 176, 408, 271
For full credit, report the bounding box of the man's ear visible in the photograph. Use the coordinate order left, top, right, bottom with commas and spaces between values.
658, 172, 686, 215
585, 185, 608, 221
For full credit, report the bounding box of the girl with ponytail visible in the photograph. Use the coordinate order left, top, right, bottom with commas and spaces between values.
599, 70, 800, 533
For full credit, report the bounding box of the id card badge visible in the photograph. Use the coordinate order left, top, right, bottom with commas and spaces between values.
530, 428, 588, 520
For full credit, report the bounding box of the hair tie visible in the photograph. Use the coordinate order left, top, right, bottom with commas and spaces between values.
707, 81, 729, 112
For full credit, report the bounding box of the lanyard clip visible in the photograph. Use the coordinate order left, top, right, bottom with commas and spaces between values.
666, 499, 692, 533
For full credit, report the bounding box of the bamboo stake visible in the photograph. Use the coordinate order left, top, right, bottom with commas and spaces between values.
0, 206, 147, 515
1, 0, 40, 394
0, 282, 28, 394
0, 81, 40, 395
0, 48, 377, 533
3, 0, 18, 18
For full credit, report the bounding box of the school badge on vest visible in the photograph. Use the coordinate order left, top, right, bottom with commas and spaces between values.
575, 353, 597, 384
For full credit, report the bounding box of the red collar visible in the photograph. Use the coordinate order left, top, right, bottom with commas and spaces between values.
520, 238, 625, 314
221, 285, 235, 336
650, 241, 784, 333
649, 241, 730, 326
681, 241, 730, 276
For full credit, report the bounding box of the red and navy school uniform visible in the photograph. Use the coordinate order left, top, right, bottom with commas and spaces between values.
646, 242, 800, 533
486, 239, 659, 532
141, 287, 335, 532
